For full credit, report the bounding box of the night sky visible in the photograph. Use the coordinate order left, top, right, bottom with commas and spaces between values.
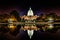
0, 0, 60, 16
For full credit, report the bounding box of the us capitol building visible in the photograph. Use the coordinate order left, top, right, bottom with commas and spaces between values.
7, 7, 55, 39
0, 7, 60, 39
8, 7, 55, 31
20, 7, 40, 31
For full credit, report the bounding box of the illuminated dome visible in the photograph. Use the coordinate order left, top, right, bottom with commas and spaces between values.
27, 7, 34, 16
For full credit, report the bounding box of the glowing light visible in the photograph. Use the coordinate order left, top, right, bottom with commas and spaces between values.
48, 17, 54, 29
27, 7, 34, 16
27, 30, 34, 39
48, 24, 53, 28
49, 17, 53, 20
48, 17, 54, 22
8, 25, 15, 29
8, 17, 16, 29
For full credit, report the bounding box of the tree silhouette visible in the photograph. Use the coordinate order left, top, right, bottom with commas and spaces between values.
48, 12, 57, 18
10, 10, 21, 21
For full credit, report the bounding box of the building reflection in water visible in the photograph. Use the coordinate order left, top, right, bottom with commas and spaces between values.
0, 7, 60, 40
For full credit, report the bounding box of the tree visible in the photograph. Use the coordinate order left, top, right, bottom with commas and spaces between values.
10, 10, 21, 21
